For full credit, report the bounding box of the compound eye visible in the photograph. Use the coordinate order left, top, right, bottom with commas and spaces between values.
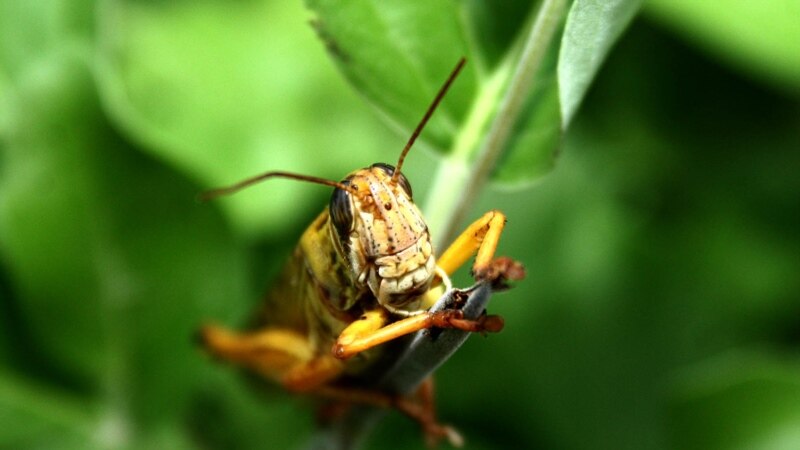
329, 182, 353, 247
371, 163, 413, 199
395, 171, 413, 199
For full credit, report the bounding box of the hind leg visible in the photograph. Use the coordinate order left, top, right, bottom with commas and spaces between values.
199, 324, 344, 392
201, 324, 459, 445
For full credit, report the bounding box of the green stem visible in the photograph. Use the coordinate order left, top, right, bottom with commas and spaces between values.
425, 0, 568, 248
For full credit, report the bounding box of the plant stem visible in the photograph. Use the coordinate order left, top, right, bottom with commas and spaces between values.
424, 0, 568, 248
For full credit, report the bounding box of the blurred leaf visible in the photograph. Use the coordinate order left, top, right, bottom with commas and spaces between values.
0, 371, 94, 448
1, 51, 112, 378
0, 0, 94, 78
187, 376, 312, 450
0, 47, 250, 434
646, 0, 800, 95
0, 0, 61, 76
96, 0, 388, 237
669, 351, 800, 450
0, 71, 8, 132
558, 0, 643, 126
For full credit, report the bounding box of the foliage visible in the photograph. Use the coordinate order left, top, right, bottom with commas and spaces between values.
1, 1, 799, 449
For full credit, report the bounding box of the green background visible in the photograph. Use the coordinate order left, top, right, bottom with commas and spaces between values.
1, 1, 799, 449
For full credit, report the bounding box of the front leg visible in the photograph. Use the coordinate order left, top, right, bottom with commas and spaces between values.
333, 210, 521, 360
436, 210, 525, 283
332, 307, 503, 360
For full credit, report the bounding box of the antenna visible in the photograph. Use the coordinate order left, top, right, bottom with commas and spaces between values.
199, 58, 467, 201
392, 57, 466, 183
198, 171, 356, 202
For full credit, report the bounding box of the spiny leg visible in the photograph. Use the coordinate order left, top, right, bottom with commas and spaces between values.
199, 324, 344, 392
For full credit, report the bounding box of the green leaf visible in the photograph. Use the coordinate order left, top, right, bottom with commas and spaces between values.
0, 371, 100, 449
1, 51, 112, 378
0, 0, 94, 79
96, 1, 389, 237
305, 0, 478, 153
491, 36, 561, 186
0, 48, 250, 433
0, 71, 9, 134
646, 0, 800, 96
306, 0, 567, 190
669, 351, 800, 450
459, 1, 538, 70
306, 0, 581, 245
0, 0, 61, 77
558, 0, 644, 126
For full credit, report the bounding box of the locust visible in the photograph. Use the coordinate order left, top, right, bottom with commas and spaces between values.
199, 58, 524, 446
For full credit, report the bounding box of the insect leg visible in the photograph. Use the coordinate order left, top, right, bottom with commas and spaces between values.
333, 309, 503, 360
436, 210, 525, 282
199, 324, 344, 392
333, 308, 391, 355
200, 328, 460, 443
282, 354, 345, 392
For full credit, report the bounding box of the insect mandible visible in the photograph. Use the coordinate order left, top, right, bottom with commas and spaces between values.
199, 58, 524, 446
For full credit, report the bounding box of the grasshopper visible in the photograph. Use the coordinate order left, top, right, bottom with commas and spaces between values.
199, 58, 524, 446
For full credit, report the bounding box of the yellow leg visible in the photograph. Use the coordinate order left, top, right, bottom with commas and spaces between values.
436, 210, 505, 277
199, 324, 344, 392
331, 210, 521, 361
436, 210, 525, 282
334, 309, 390, 349
332, 308, 503, 360
201, 325, 459, 444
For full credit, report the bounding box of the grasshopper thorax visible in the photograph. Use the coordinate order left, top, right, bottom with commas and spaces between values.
329, 163, 435, 316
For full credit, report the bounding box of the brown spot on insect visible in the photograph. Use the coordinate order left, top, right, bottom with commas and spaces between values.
198, 57, 524, 446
